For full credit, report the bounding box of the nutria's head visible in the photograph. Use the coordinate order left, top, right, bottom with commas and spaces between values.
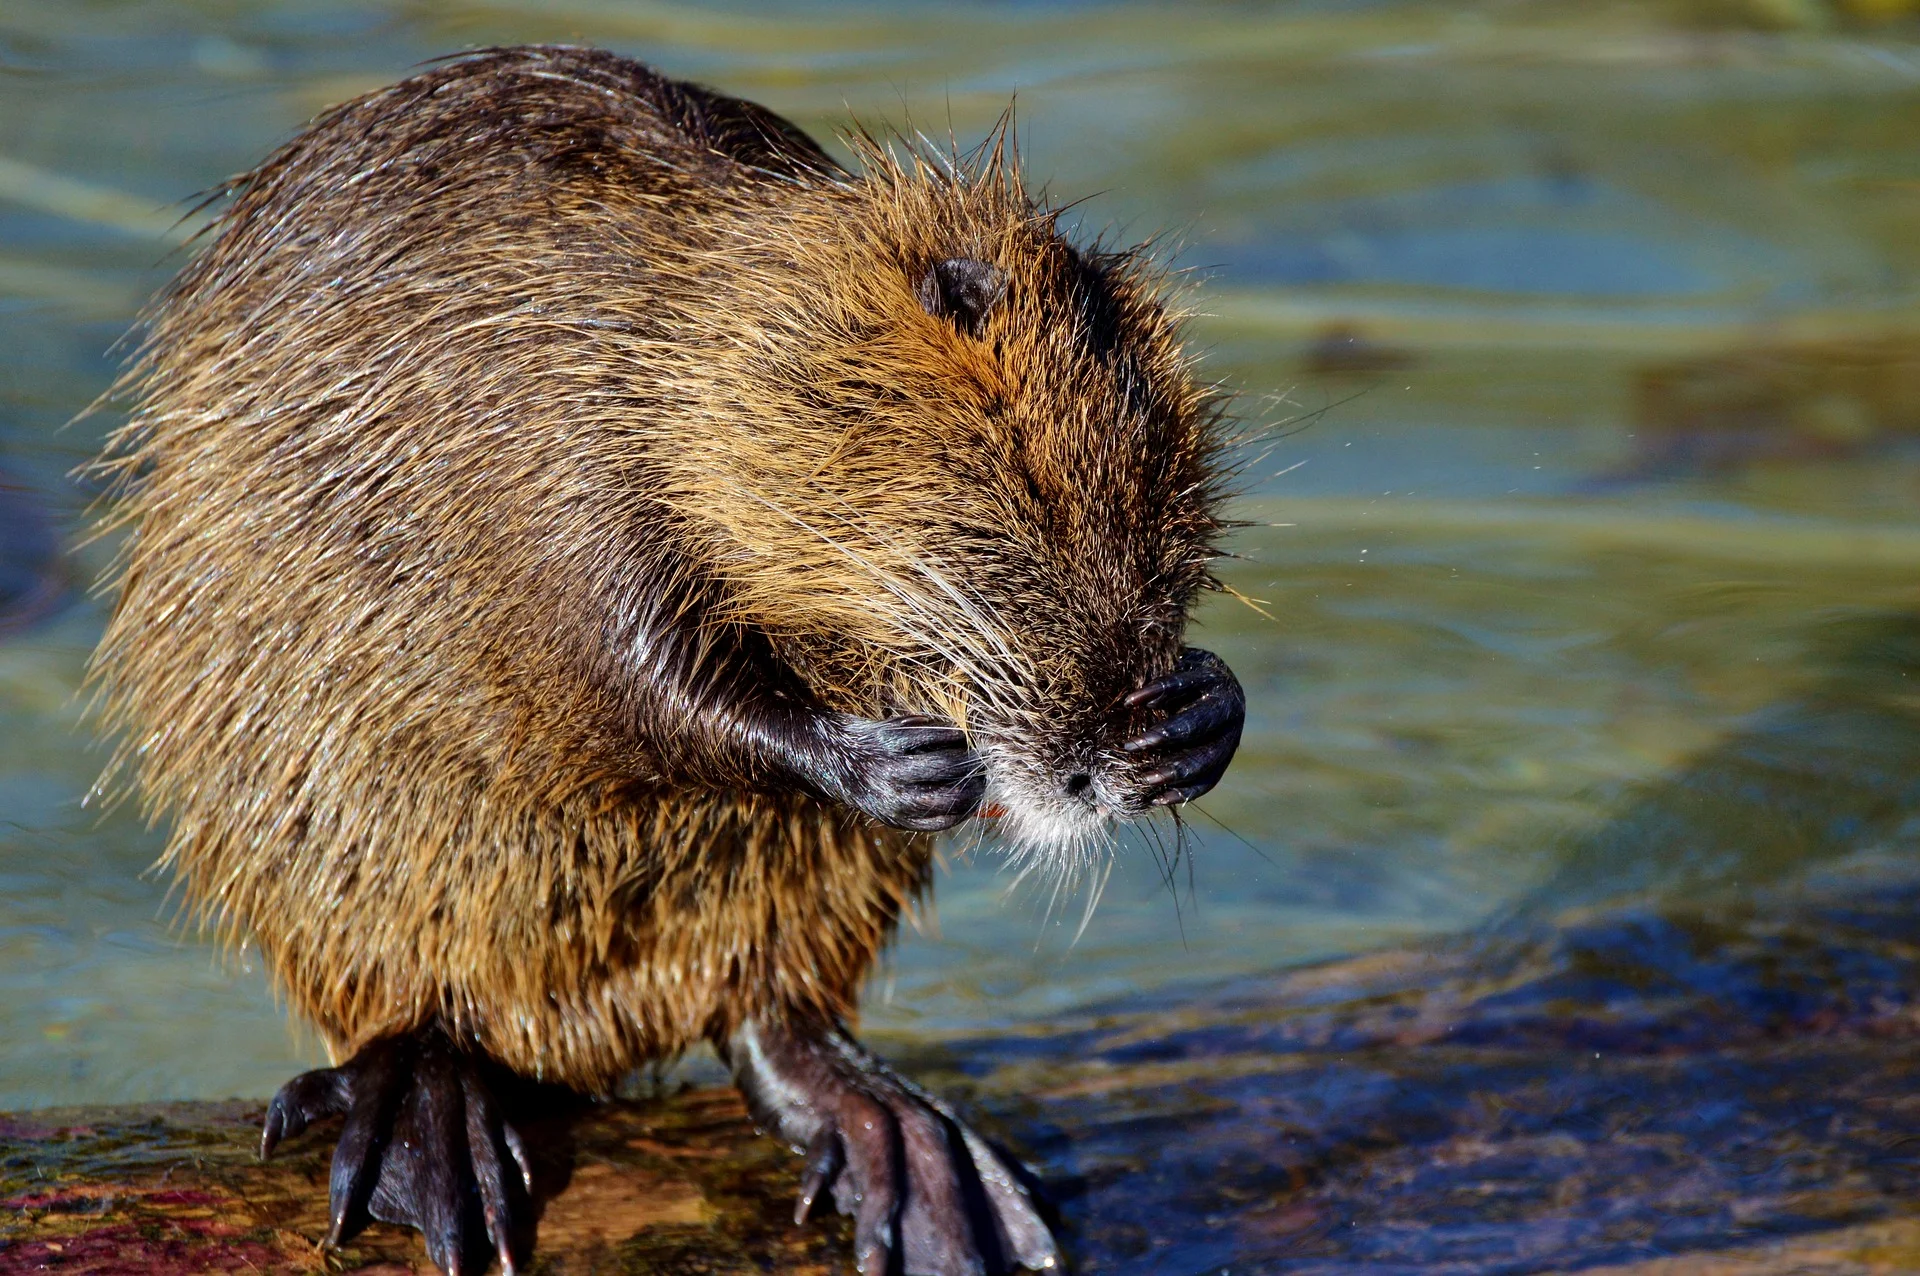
655, 136, 1233, 858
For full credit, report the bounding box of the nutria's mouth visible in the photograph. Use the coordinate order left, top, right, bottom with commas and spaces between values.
969, 648, 1244, 853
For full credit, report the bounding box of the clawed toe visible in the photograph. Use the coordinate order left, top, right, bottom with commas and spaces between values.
796, 1123, 846, 1224
261, 1065, 351, 1159
1120, 647, 1244, 808
829, 712, 987, 831
260, 1028, 534, 1275
728, 1019, 1062, 1276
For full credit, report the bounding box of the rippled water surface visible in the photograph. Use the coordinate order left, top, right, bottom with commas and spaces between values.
4, 0, 1920, 1120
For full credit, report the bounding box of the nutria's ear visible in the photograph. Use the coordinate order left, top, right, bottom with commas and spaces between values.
915, 258, 1005, 337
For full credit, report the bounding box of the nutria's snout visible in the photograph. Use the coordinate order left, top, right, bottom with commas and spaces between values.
981, 648, 1245, 851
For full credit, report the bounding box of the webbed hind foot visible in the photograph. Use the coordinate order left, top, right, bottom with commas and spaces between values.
725, 1018, 1061, 1276
261, 1027, 534, 1275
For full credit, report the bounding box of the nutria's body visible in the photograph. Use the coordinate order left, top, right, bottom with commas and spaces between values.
91, 46, 1243, 1276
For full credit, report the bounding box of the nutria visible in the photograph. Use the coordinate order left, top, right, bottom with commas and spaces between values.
89, 45, 1244, 1276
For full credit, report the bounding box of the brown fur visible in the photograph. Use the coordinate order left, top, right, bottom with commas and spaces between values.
88, 46, 1228, 1093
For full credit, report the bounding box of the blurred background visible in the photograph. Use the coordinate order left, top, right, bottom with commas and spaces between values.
4, 0, 1920, 1116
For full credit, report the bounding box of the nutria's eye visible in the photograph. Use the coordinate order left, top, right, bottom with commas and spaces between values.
915, 257, 1004, 337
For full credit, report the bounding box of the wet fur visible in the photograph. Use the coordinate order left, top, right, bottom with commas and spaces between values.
89, 46, 1229, 1092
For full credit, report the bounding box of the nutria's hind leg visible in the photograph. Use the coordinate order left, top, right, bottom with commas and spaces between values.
260, 1027, 535, 1275
723, 1019, 1061, 1276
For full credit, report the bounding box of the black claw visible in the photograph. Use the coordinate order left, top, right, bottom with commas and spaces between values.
1123, 666, 1215, 709
423, 1212, 465, 1276
1123, 691, 1238, 754
797, 1123, 846, 1224
502, 1120, 533, 1193
1138, 733, 1237, 790
260, 1098, 298, 1161
888, 717, 970, 754
261, 1066, 351, 1160
326, 1040, 403, 1246
461, 1073, 517, 1274
1151, 779, 1215, 807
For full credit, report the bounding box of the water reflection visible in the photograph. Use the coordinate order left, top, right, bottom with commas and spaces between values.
1222, 173, 1798, 300
1626, 336, 1920, 477
0, 475, 64, 636
1518, 610, 1920, 915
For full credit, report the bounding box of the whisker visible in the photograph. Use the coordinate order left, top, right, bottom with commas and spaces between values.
1132, 815, 1187, 950
1189, 802, 1275, 866
1174, 808, 1198, 915
1071, 853, 1113, 947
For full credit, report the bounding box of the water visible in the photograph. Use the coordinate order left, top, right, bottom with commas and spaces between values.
4, 0, 1920, 1124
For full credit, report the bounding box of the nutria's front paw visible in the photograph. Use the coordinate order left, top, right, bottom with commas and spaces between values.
825, 713, 986, 832
727, 1020, 1060, 1276
1121, 647, 1245, 807
261, 1028, 532, 1275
